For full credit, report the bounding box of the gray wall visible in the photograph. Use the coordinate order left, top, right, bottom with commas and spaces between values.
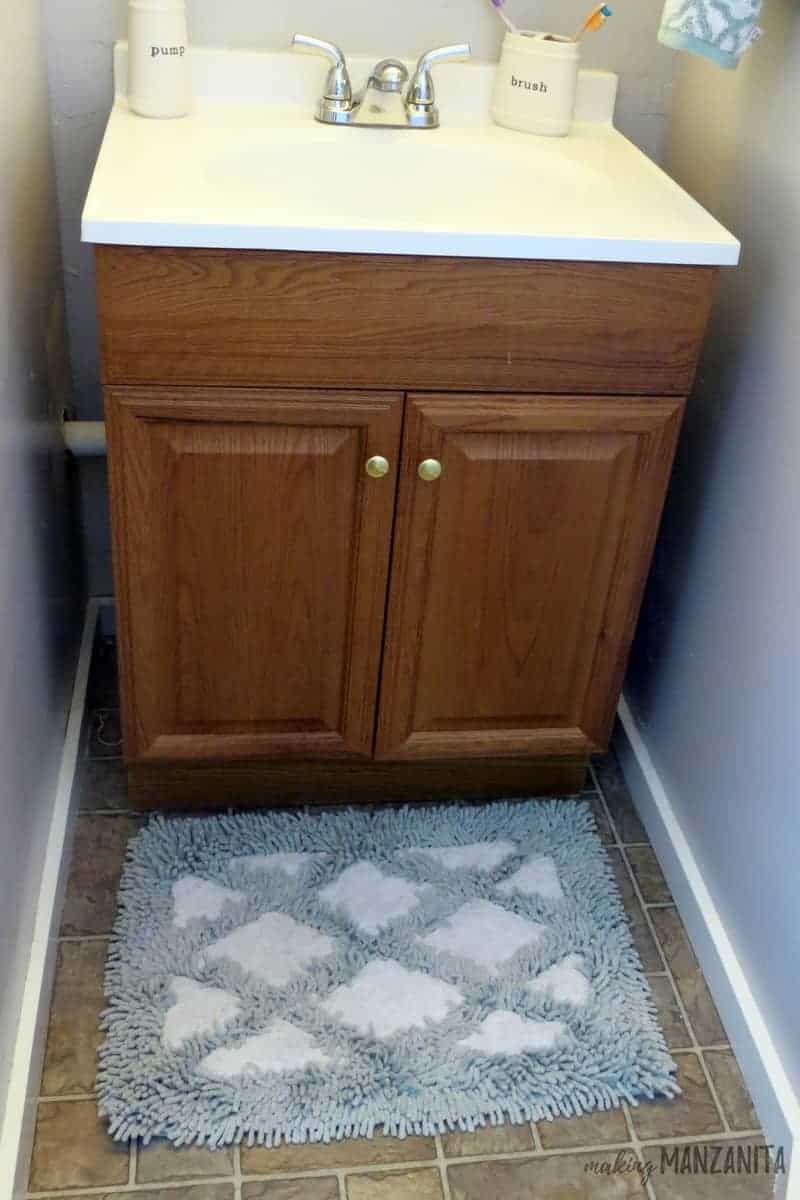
625, 0, 800, 1099
45, 0, 679, 594
0, 0, 83, 1125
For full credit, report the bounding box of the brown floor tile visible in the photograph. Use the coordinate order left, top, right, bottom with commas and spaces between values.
649, 909, 727, 1046
630, 1054, 723, 1141
647, 1138, 775, 1197
537, 1105, 630, 1150
346, 1168, 444, 1200
626, 846, 672, 904
86, 707, 123, 758
442, 1122, 534, 1157
79, 758, 131, 812
607, 849, 662, 971
449, 1150, 648, 1197
28, 1100, 129, 1191
60, 814, 141, 936
137, 1139, 234, 1183
648, 975, 692, 1050
593, 752, 649, 844
60, 1189, 234, 1200
589, 795, 615, 844
243, 1134, 436, 1175
40, 939, 107, 1096
244, 1180, 339, 1200
704, 1050, 760, 1131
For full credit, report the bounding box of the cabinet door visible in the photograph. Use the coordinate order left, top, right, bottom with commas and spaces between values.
106, 387, 402, 762
376, 394, 683, 761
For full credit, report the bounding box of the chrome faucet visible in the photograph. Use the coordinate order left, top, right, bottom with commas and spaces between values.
291, 35, 471, 129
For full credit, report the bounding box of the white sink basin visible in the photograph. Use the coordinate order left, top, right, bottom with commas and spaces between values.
82, 45, 740, 266
206, 130, 606, 226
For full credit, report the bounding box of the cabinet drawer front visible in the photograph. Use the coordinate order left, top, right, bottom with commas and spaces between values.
106, 387, 402, 762
376, 393, 684, 761
96, 247, 716, 396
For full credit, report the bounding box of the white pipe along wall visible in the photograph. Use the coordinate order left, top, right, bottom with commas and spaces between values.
621, 0, 800, 1182
63, 421, 107, 457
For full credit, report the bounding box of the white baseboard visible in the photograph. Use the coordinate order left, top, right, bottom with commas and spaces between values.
0, 599, 105, 1200
615, 695, 800, 1200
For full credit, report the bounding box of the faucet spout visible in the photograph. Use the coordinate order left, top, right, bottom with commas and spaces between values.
366, 59, 410, 93
351, 59, 411, 127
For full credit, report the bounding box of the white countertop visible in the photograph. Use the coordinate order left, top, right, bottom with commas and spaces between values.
82, 45, 740, 266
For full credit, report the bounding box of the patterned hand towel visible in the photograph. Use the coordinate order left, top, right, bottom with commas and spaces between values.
658, 0, 762, 68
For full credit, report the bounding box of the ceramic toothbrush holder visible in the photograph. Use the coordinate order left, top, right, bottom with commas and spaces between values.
491, 31, 580, 137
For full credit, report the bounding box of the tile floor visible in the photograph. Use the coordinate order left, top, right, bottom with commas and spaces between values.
26, 635, 778, 1199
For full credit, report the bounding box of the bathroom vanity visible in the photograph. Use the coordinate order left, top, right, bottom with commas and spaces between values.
83, 46, 739, 807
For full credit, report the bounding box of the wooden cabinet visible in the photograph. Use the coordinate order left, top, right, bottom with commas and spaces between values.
106, 387, 402, 763
376, 395, 683, 761
96, 247, 716, 806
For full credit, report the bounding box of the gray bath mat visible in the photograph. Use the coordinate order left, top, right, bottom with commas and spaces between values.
98, 800, 677, 1147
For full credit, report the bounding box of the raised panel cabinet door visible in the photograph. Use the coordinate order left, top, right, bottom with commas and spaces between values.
375, 394, 685, 761
105, 387, 403, 763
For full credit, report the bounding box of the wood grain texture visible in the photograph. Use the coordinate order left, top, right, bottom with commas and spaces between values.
375, 394, 685, 761
105, 386, 402, 763
126, 756, 588, 809
95, 246, 717, 396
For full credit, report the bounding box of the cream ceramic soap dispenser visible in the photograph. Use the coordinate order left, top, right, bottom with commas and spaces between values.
128, 0, 191, 118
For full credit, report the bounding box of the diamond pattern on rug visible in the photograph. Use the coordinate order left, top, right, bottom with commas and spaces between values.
203, 912, 335, 986
199, 1020, 333, 1078
405, 841, 517, 872
232, 851, 327, 877
99, 802, 680, 1148
321, 959, 464, 1038
528, 954, 591, 1006
163, 977, 241, 1050
458, 1011, 569, 1055
421, 899, 545, 973
496, 855, 564, 900
319, 861, 425, 934
172, 876, 244, 928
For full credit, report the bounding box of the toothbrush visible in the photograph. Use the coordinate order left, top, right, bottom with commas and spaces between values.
574, 3, 613, 40
488, 0, 520, 34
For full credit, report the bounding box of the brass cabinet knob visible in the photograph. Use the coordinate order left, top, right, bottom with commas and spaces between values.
365, 455, 390, 479
418, 458, 443, 482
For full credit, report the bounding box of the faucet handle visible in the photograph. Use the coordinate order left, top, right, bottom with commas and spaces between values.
408, 43, 472, 109
291, 33, 352, 106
